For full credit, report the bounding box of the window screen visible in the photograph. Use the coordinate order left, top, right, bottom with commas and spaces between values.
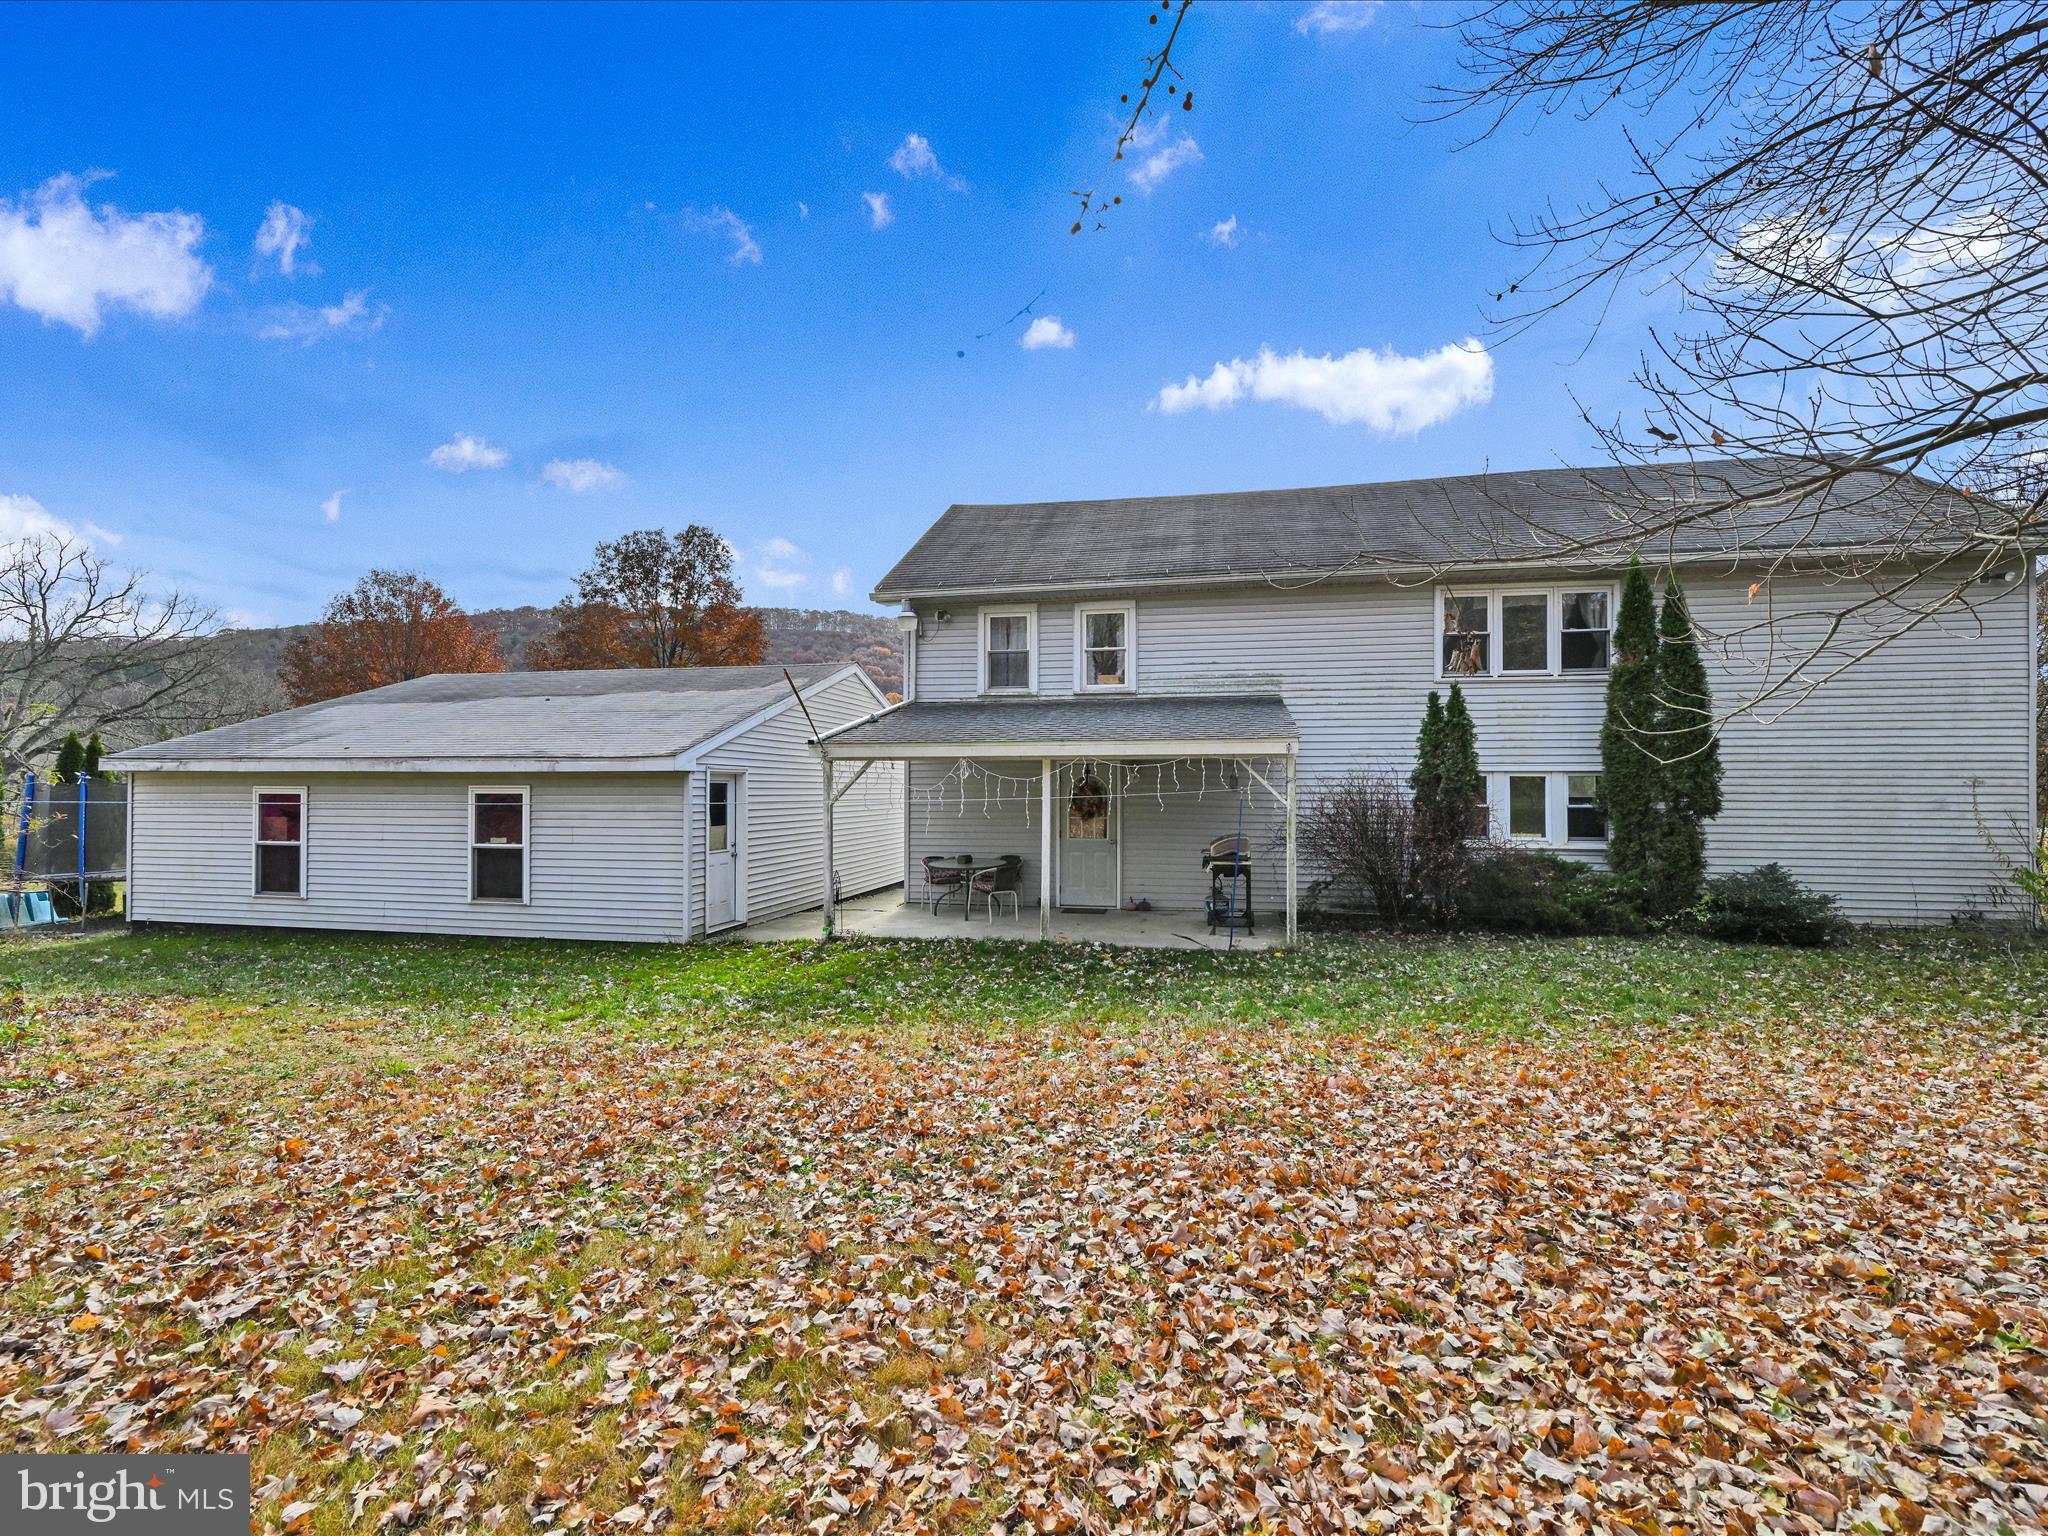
254, 791, 303, 895
986, 615, 1031, 690
472, 790, 526, 901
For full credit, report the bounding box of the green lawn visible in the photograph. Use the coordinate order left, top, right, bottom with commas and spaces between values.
2, 925, 2043, 1533
6, 922, 2046, 1040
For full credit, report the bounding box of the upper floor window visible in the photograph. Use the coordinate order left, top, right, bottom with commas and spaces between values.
980, 608, 1036, 693
1439, 586, 1616, 678
1075, 602, 1135, 691
253, 788, 305, 896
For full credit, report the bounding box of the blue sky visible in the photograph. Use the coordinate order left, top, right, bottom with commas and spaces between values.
0, 1, 1652, 626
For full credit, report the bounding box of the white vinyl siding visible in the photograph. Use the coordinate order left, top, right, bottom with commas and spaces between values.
691, 669, 903, 932
906, 564, 2036, 923
132, 773, 691, 942
127, 669, 909, 943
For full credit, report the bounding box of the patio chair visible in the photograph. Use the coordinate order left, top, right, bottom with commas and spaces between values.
967, 855, 1023, 924
922, 854, 972, 915
21, 890, 55, 926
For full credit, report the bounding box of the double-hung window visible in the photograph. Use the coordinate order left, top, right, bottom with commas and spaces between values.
1559, 591, 1612, 671
1441, 594, 1491, 675
1486, 771, 1608, 845
1565, 775, 1607, 841
253, 788, 305, 896
981, 608, 1035, 693
1438, 587, 1616, 678
1075, 602, 1135, 690
470, 786, 529, 902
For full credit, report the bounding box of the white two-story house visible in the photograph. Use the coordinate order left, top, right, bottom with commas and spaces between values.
816, 461, 2040, 940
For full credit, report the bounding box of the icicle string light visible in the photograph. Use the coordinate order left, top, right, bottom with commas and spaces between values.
902, 755, 1288, 835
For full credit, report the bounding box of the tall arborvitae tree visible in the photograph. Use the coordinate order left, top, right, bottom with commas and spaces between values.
1409, 684, 1486, 919
83, 731, 107, 780
52, 731, 86, 785
1600, 556, 1661, 896
1647, 574, 1723, 915
1438, 683, 1483, 834
1410, 690, 1446, 803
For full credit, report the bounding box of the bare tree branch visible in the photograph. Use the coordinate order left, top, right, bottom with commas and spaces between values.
1424, 1, 2048, 720
0, 534, 222, 783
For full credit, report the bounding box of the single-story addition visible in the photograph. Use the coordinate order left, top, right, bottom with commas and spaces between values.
108, 663, 903, 943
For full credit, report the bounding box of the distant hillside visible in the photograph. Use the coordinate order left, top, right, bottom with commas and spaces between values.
205, 605, 904, 710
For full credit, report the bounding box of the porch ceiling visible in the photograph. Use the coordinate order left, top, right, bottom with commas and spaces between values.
818, 694, 1298, 760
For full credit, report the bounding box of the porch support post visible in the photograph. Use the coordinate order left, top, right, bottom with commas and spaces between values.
819, 749, 836, 940
1039, 757, 1053, 941
1284, 746, 1298, 946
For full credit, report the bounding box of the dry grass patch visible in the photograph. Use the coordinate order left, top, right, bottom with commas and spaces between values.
0, 992, 2043, 1535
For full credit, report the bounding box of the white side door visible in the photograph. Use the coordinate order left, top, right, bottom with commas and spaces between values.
705, 775, 740, 929
1057, 769, 1118, 908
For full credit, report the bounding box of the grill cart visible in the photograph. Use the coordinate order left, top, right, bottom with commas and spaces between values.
1200, 834, 1254, 936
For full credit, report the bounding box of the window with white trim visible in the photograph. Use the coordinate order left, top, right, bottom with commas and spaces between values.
1075, 602, 1135, 690
708, 778, 731, 853
1506, 775, 1548, 839
253, 789, 305, 896
470, 786, 529, 901
1439, 586, 1617, 678
1559, 591, 1613, 670
1566, 774, 1607, 841
980, 608, 1035, 693
1485, 771, 1608, 846
1441, 593, 1491, 675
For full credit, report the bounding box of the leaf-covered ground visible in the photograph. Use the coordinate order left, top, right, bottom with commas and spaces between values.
1, 929, 2045, 1534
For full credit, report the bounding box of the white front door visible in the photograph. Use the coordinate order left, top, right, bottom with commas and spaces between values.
705, 775, 740, 928
1058, 769, 1118, 908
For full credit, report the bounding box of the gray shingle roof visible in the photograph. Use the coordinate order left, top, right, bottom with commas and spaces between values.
825, 694, 1298, 751
873, 458, 1992, 598
110, 664, 849, 768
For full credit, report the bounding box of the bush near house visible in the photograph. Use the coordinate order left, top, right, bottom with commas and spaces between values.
1459, 845, 1645, 935
1699, 862, 1849, 947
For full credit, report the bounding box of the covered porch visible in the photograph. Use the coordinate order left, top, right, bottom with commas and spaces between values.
740, 884, 1280, 950
812, 694, 1301, 946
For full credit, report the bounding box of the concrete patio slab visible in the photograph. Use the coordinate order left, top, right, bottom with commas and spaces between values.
731, 885, 1275, 951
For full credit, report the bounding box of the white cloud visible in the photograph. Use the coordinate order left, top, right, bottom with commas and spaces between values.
0, 492, 120, 548
683, 205, 762, 266
0, 493, 73, 543
1128, 134, 1202, 194
1020, 315, 1076, 350
254, 201, 314, 275
1154, 339, 1494, 433
427, 433, 508, 472
798, 201, 810, 220
321, 489, 347, 523
830, 567, 853, 597
0, 173, 212, 336
541, 458, 625, 494
257, 287, 387, 344
752, 535, 809, 591
1295, 1, 1381, 36
887, 133, 968, 192
862, 191, 894, 229
1206, 214, 1241, 248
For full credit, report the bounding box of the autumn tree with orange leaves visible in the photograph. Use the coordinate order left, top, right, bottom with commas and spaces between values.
278, 569, 504, 707
529, 526, 765, 671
